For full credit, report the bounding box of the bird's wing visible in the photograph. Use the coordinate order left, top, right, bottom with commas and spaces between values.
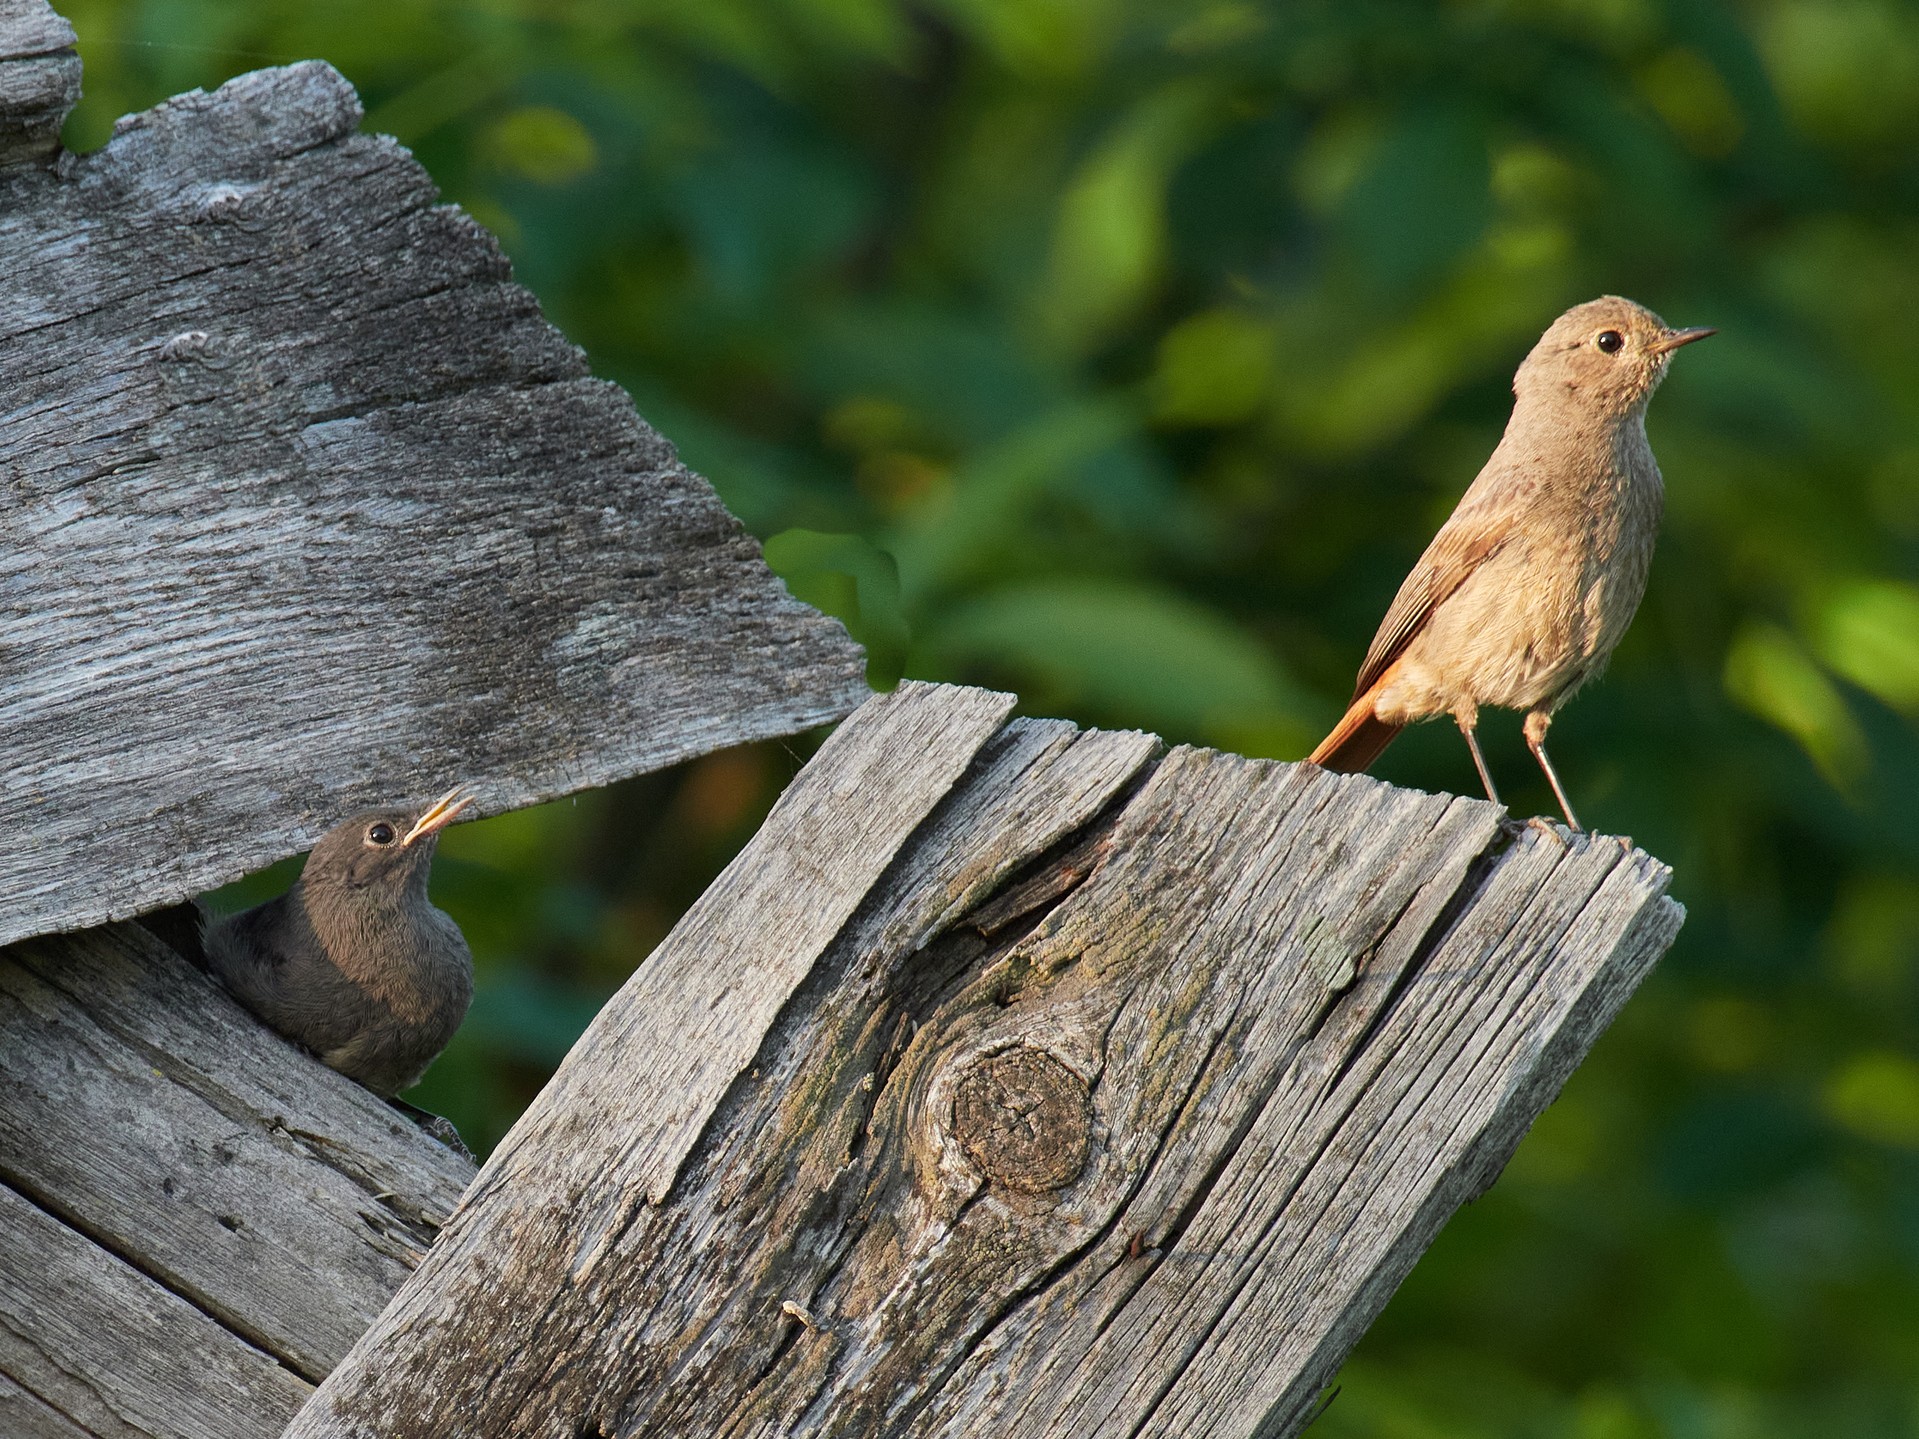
1351, 516, 1513, 700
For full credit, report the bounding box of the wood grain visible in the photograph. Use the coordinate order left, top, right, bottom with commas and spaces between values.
480, 679, 1022, 1220
0, 1370, 93, 1439
0, 43, 866, 949
0, 1, 79, 168
286, 685, 1682, 1439
0, 1179, 313, 1439
0, 920, 476, 1437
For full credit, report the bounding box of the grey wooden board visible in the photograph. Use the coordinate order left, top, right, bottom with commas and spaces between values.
0, 1179, 313, 1439
0, 1, 78, 168
0, 919, 475, 1436
284, 683, 1683, 1439
472, 679, 1020, 1224
0, 0, 75, 53
0, 1370, 94, 1439
0, 35, 866, 949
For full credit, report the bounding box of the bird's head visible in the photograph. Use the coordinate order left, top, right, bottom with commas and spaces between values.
302, 786, 475, 895
1515, 295, 1713, 418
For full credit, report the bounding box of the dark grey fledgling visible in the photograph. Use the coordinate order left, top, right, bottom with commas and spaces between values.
204, 787, 476, 1095
1308, 296, 1713, 830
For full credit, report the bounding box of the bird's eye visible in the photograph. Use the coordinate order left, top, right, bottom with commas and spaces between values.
1595, 330, 1624, 354
366, 822, 396, 846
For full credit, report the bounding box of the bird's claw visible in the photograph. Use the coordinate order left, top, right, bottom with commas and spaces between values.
1525, 815, 1571, 846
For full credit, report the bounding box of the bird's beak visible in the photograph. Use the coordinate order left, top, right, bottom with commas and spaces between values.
1653, 326, 1716, 353
402, 785, 475, 846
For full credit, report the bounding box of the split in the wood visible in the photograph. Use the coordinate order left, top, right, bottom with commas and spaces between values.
0, 915, 475, 1437
282, 686, 1682, 1439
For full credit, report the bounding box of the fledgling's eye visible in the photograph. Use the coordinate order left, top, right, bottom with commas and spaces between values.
1595, 330, 1624, 354
366, 822, 397, 846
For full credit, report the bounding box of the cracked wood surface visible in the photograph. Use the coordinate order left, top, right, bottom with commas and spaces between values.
0, 919, 476, 1438
0, 0, 78, 168
0, 2, 866, 949
287, 682, 1683, 1439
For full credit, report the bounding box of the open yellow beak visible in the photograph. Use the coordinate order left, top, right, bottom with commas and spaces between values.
402, 785, 475, 846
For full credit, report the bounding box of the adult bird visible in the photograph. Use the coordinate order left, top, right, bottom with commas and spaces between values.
1306, 296, 1712, 830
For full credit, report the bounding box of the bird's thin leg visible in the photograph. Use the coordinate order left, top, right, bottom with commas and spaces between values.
1524, 709, 1582, 832
1453, 706, 1502, 808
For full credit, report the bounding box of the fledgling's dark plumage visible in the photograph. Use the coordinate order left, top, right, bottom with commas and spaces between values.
203, 788, 475, 1096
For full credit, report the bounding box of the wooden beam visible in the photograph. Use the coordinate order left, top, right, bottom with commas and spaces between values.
287, 683, 1683, 1439
0, 1180, 311, 1439
0, 920, 476, 1437
0, 0, 78, 168
0, 7, 866, 948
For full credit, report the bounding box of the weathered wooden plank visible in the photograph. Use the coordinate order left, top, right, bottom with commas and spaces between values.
763, 754, 1507, 1437
8, 917, 471, 1221
0, 1370, 93, 1439
0, 0, 74, 54
0, 38, 866, 948
0, 921, 475, 1384
983, 823, 1679, 1438
0, 0, 78, 168
0, 1179, 313, 1439
472, 679, 1020, 1224
285, 686, 1682, 1439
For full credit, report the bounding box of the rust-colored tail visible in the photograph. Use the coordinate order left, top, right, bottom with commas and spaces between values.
1307, 688, 1402, 773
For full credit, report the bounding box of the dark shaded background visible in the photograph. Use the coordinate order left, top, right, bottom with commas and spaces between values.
59, 0, 1919, 1431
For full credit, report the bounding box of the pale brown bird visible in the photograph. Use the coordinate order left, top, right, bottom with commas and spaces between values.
203, 787, 476, 1095
1307, 296, 1712, 830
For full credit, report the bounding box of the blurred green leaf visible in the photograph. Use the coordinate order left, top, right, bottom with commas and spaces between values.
886, 397, 1142, 603
362, 51, 509, 144
482, 104, 599, 183
1166, 4, 1269, 56
1823, 872, 1919, 1001
1040, 82, 1218, 352
672, 138, 875, 306
763, 528, 905, 687
1812, 579, 1919, 714
925, 576, 1318, 752
1269, 261, 1558, 459
463, 971, 606, 1066
1756, 0, 1919, 151
1152, 306, 1275, 428
1825, 1051, 1919, 1148
927, 0, 1116, 79
1634, 48, 1746, 160
1723, 622, 1867, 788
1340, 104, 1491, 297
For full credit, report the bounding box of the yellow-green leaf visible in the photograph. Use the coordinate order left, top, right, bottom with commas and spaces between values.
1825, 1051, 1919, 1147
1723, 622, 1866, 788
483, 106, 598, 184
1812, 579, 1919, 713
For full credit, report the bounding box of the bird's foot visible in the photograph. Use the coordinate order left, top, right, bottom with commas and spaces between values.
1525, 815, 1571, 846
386, 1097, 476, 1162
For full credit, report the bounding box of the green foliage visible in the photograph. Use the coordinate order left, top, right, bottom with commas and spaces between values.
763, 527, 910, 685
929, 575, 1319, 752
75, 0, 1919, 1428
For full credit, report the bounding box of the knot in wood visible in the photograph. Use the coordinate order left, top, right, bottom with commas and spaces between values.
951, 1047, 1090, 1194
